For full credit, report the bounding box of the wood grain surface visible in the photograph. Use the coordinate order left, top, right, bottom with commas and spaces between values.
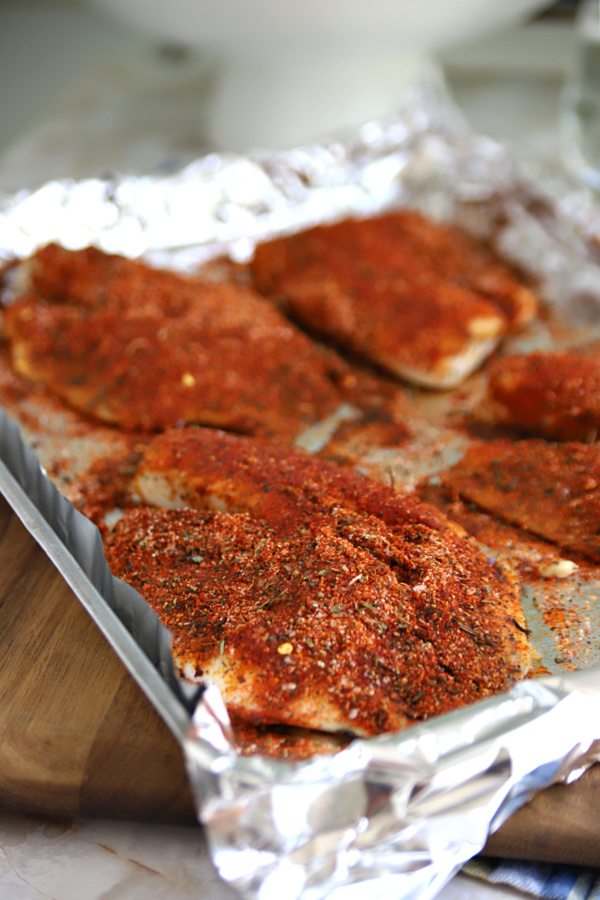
0, 494, 196, 824
1, 492, 599, 864
485, 762, 600, 865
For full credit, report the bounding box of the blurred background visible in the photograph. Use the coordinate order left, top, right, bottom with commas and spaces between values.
0, 0, 591, 189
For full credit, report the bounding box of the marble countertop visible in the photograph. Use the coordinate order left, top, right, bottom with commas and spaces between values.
0, 3, 587, 898
0, 812, 527, 900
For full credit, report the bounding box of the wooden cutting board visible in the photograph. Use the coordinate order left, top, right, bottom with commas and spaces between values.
1, 493, 599, 864
0, 494, 195, 824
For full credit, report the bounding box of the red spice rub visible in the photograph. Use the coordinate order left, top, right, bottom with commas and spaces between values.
371, 210, 537, 329
104, 503, 529, 737
134, 425, 455, 536
3, 243, 351, 440
250, 212, 537, 388
485, 351, 600, 442
442, 439, 600, 563
229, 715, 351, 760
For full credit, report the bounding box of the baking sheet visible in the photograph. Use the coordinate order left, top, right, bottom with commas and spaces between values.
0, 407, 200, 744
3, 77, 600, 899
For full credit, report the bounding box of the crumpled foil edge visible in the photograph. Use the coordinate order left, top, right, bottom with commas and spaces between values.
186, 675, 600, 900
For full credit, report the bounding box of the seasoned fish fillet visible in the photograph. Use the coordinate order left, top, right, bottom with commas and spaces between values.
2, 244, 350, 440
104, 503, 529, 737
251, 213, 535, 388
133, 425, 454, 536
229, 715, 351, 760
129, 427, 530, 730
442, 439, 600, 563
484, 351, 600, 442
372, 210, 538, 329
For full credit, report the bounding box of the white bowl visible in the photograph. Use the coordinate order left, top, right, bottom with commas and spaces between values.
87, 0, 553, 150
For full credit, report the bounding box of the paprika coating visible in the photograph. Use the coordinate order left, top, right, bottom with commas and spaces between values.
3, 243, 352, 440
104, 502, 530, 737
133, 425, 455, 537
442, 439, 600, 563
484, 351, 600, 442
250, 212, 537, 388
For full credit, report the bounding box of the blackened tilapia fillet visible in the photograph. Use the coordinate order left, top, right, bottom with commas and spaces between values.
105, 502, 530, 738
3, 243, 351, 440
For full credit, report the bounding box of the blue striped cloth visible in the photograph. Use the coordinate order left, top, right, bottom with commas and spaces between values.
463, 858, 600, 899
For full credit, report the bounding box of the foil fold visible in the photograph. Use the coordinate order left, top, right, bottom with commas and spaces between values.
2, 77, 600, 328
184, 675, 600, 900
3, 77, 600, 900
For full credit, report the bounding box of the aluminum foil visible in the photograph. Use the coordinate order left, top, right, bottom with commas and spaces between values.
3, 76, 600, 900
188, 677, 600, 900
2, 75, 599, 319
